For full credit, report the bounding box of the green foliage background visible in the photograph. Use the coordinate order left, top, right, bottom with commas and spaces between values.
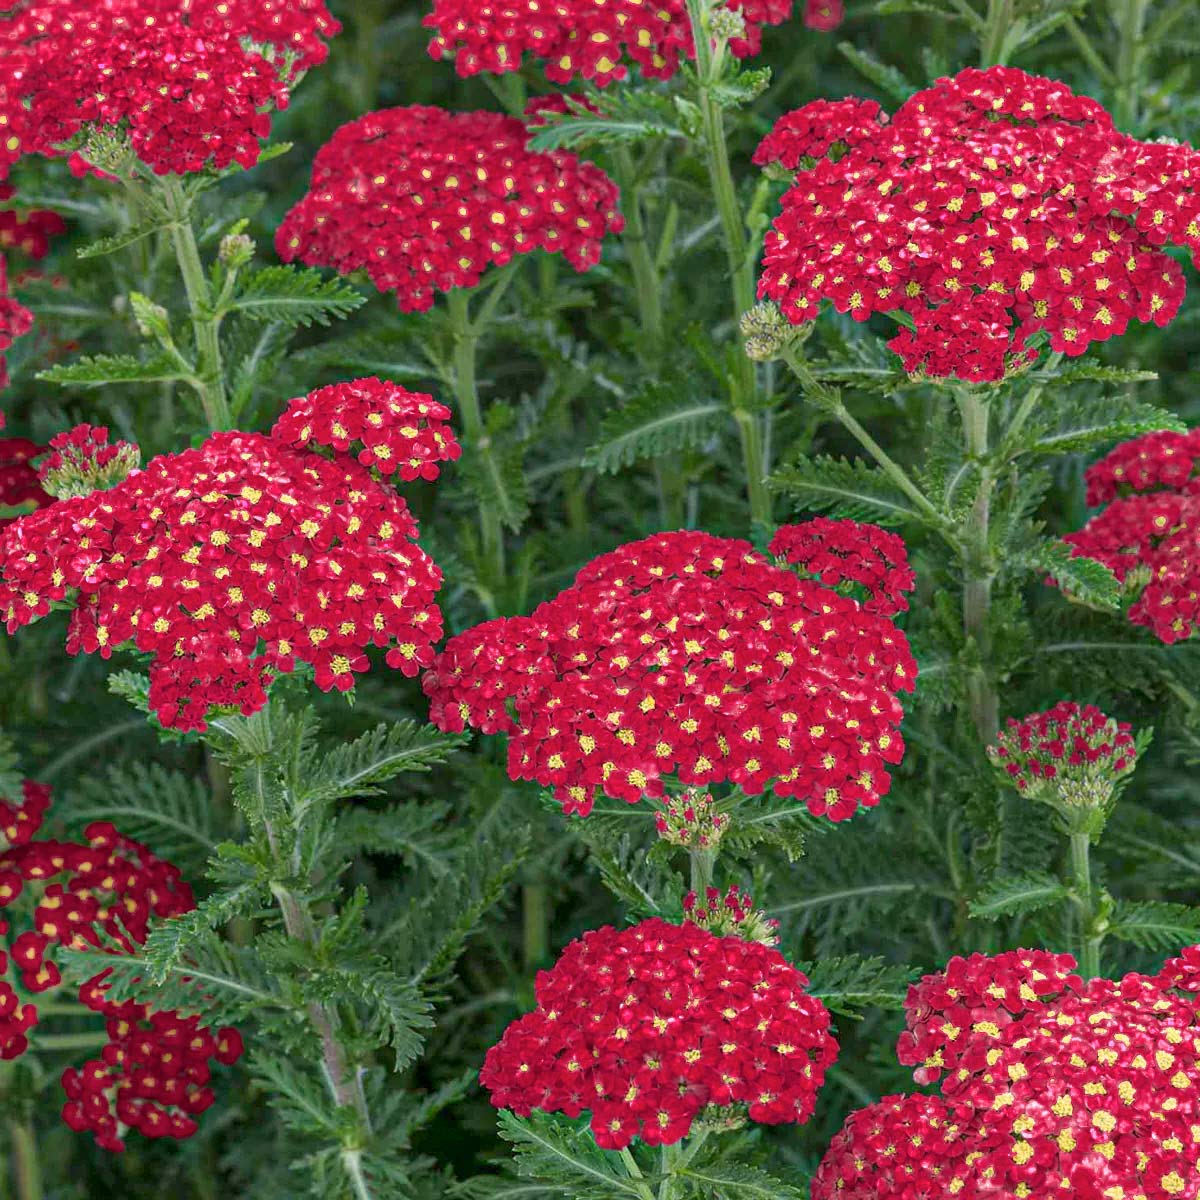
4, 0, 1200, 1196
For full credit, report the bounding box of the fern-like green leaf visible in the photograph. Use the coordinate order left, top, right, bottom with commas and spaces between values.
76, 216, 170, 260
583, 389, 726, 473
837, 43, 916, 102
1018, 396, 1183, 457
970, 872, 1070, 920
334, 802, 459, 875
68, 762, 217, 871
678, 1163, 807, 1199
1108, 900, 1200, 951
229, 266, 365, 327
1025, 541, 1121, 611
771, 455, 923, 526
301, 722, 467, 810
497, 1112, 646, 1198
40, 353, 194, 386
526, 93, 685, 152
799, 954, 914, 1017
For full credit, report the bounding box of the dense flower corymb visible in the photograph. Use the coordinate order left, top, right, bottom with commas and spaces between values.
276, 105, 623, 313
424, 0, 839, 88
0, 0, 340, 177
759, 66, 1200, 382
0, 776, 242, 1149
481, 916, 836, 1148
988, 700, 1139, 809
0, 378, 459, 729
813, 946, 1200, 1199
425, 522, 916, 818
1064, 426, 1200, 643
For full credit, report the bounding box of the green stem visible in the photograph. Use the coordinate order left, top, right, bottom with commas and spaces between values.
266, 858, 373, 1200
613, 147, 664, 347
683, 0, 769, 530
617, 1148, 657, 1200
1114, 0, 1150, 131
980, 0, 1014, 65
446, 288, 506, 599
959, 391, 999, 744
7, 1119, 42, 1200
689, 847, 716, 896
1070, 832, 1103, 978
521, 883, 549, 971
161, 176, 230, 432
1002, 352, 1063, 450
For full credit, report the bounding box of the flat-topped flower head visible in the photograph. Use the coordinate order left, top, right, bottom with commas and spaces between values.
759, 66, 1200, 383
38, 424, 141, 499
276, 105, 623, 313
1064, 427, 1200, 643
0, 379, 458, 730
0, 776, 242, 1148
987, 701, 1140, 812
425, 522, 916, 818
270, 377, 461, 482
480, 916, 836, 1148
814, 947, 1200, 1199
0, 0, 340, 178
423, 0, 827, 88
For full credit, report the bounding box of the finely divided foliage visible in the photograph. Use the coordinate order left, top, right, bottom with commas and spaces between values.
3, 0, 1200, 1198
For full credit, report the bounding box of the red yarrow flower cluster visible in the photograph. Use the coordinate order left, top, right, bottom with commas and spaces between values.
270, 377, 460, 482
753, 98, 885, 171
425, 524, 916, 819
1064, 426, 1200, 643
0, 424, 48, 526
424, 0, 838, 88
813, 947, 1200, 1199
0, 0, 340, 178
769, 518, 915, 616
987, 701, 1139, 808
759, 66, 1200, 383
276, 105, 623, 313
0, 778, 242, 1149
0, 378, 459, 730
480, 916, 836, 1148
0, 185, 66, 260
0, 256, 32, 388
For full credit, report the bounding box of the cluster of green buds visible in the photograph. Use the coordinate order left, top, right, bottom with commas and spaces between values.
656, 789, 730, 851
683, 885, 780, 946
37, 424, 140, 500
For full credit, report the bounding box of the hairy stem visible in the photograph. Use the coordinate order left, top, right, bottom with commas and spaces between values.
684, 0, 770, 529
161, 175, 230, 432
614, 147, 664, 347
1070, 832, 1103, 978
446, 288, 506, 599
618, 1147, 657, 1200
1114, 0, 1150, 131
689, 847, 716, 896
980, 0, 1014, 65
266, 858, 373, 1200
959, 391, 999, 743
7, 1118, 42, 1200
521, 883, 549, 971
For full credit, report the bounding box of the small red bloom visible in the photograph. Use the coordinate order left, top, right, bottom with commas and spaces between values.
481, 916, 837, 1148
425, 522, 916, 818
276, 105, 624, 313
760, 66, 1200, 382
754, 98, 885, 170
